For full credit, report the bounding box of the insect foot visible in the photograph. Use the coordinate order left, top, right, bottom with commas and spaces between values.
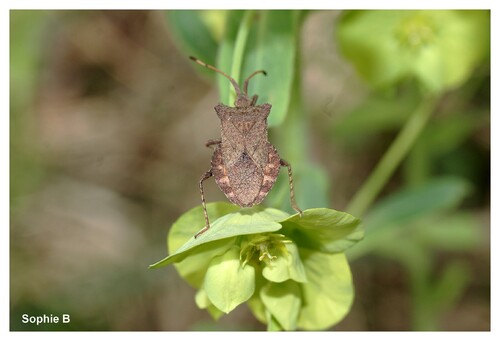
189, 56, 302, 238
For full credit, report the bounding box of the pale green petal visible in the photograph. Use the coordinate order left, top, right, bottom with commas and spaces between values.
203, 246, 255, 314
195, 288, 224, 320
262, 242, 307, 283
260, 281, 301, 331
297, 250, 354, 330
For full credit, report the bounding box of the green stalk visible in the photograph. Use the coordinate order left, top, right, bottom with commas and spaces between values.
227, 10, 254, 104
346, 96, 439, 217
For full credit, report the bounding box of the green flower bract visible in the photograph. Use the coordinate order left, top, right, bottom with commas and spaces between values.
150, 202, 363, 331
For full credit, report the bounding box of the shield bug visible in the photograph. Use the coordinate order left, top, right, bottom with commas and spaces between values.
190, 56, 302, 237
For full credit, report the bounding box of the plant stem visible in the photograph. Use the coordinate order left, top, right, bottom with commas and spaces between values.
346, 95, 439, 217
227, 10, 254, 104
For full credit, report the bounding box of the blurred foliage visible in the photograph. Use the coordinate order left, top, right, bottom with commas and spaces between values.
10, 11, 49, 203
10, 10, 489, 331
337, 10, 490, 93
334, 10, 490, 330
168, 10, 302, 126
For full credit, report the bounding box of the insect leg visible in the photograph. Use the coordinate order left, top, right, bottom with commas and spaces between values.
205, 139, 222, 149
195, 169, 214, 238
280, 159, 303, 216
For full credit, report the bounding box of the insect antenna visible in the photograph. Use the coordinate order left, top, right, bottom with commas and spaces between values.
243, 70, 267, 95
189, 56, 242, 97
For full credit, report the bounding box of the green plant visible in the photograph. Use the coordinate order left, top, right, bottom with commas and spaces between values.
152, 9, 489, 331
150, 203, 362, 330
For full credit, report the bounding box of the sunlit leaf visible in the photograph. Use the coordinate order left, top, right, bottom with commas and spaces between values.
280, 208, 363, 253
150, 204, 285, 269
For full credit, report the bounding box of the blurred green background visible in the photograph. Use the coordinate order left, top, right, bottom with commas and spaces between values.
10, 10, 490, 331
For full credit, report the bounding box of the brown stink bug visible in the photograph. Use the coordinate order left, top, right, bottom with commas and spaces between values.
190, 56, 303, 238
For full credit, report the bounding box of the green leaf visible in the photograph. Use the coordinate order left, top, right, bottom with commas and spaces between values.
149, 204, 286, 269
167, 11, 219, 68
10, 11, 49, 203
216, 10, 247, 105
430, 261, 471, 312
242, 10, 301, 127
297, 250, 354, 330
262, 242, 307, 283
260, 281, 302, 331
332, 90, 419, 147
280, 208, 363, 253
337, 10, 490, 92
265, 163, 330, 213
413, 212, 482, 251
203, 246, 256, 313
149, 202, 239, 276
346, 177, 472, 261
364, 177, 471, 232
168, 202, 240, 254
418, 111, 488, 156
171, 238, 236, 288
217, 11, 301, 126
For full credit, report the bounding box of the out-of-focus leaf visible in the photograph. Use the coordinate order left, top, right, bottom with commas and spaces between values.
167, 11, 219, 68
10, 11, 49, 202
296, 250, 354, 330
414, 212, 483, 251
216, 10, 245, 105
332, 89, 419, 146
364, 177, 471, 232
242, 10, 301, 126
265, 163, 330, 213
419, 111, 489, 155
217, 11, 301, 126
337, 10, 490, 93
198, 10, 228, 43
430, 261, 471, 310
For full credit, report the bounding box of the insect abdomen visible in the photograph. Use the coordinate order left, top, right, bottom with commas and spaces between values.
211, 143, 281, 207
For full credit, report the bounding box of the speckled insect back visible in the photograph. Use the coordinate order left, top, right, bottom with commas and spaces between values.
190, 56, 302, 237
